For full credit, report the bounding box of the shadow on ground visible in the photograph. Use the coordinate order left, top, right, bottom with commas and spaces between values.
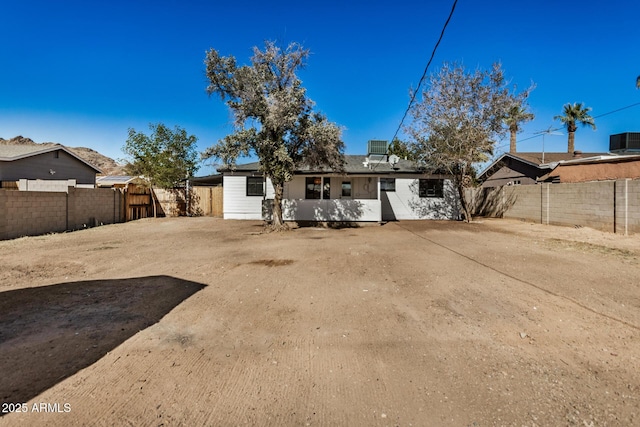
0, 276, 205, 409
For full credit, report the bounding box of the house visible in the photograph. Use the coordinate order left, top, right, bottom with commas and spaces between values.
478, 132, 640, 187
220, 142, 460, 222
538, 154, 640, 183
0, 144, 102, 189
478, 151, 609, 187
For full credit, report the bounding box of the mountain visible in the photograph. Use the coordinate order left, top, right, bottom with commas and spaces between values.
0, 136, 125, 175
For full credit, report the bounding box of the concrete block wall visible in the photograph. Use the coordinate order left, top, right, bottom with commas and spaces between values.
0, 188, 125, 240
631, 180, 640, 233
0, 191, 67, 240
468, 179, 640, 234
67, 187, 125, 230
615, 179, 640, 235
465, 185, 541, 221
546, 181, 615, 232
503, 185, 542, 223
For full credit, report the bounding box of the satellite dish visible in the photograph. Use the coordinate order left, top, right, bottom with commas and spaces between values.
388, 155, 400, 166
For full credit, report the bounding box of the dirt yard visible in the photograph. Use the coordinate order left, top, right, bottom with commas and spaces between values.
1, 217, 639, 426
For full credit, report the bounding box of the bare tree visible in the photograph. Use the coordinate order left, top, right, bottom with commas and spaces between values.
203, 41, 344, 230
405, 62, 529, 222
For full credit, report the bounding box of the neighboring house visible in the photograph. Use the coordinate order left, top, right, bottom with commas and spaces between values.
0, 144, 102, 188
478, 151, 608, 188
96, 175, 138, 189
220, 143, 460, 222
479, 132, 640, 187
538, 154, 640, 183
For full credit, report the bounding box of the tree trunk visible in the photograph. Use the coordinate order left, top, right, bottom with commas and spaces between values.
509, 130, 517, 153
456, 179, 472, 223
567, 131, 575, 153
459, 187, 472, 223
270, 182, 289, 231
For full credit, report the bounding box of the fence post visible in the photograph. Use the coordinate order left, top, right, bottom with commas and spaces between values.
65, 191, 69, 231
625, 179, 629, 236
613, 180, 617, 233
545, 184, 550, 225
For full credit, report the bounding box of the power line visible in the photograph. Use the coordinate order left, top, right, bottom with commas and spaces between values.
390, 0, 458, 143
593, 101, 640, 119
371, 0, 458, 173
515, 101, 640, 145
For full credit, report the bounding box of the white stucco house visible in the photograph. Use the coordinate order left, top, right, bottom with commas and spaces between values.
219, 143, 461, 223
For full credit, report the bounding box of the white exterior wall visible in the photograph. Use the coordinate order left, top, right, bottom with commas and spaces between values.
382, 177, 460, 220
223, 175, 274, 220
224, 174, 459, 221
18, 179, 81, 192
281, 199, 381, 221
350, 177, 377, 199
280, 176, 380, 221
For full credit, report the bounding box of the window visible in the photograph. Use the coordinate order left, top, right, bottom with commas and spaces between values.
306, 177, 322, 199
323, 177, 331, 199
380, 178, 396, 192
246, 177, 264, 196
341, 181, 351, 197
419, 179, 444, 198
54, 151, 59, 159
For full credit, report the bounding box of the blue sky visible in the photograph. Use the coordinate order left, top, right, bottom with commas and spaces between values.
2, 0, 639, 176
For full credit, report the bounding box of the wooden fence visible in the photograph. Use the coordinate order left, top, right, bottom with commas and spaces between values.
125, 184, 152, 221
190, 186, 223, 217
123, 185, 223, 219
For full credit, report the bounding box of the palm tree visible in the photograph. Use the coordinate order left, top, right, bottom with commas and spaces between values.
554, 102, 596, 153
504, 104, 534, 153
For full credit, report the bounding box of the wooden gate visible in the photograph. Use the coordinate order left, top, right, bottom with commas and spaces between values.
191, 186, 223, 217
125, 184, 152, 221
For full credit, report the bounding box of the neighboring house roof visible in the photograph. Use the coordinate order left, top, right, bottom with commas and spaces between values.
219, 155, 423, 175
0, 144, 103, 173
539, 154, 640, 183
188, 174, 223, 186
96, 175, 137, 187
478, 151, 609, 182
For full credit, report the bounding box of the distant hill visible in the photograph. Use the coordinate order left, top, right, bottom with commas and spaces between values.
0, 136, 125, 175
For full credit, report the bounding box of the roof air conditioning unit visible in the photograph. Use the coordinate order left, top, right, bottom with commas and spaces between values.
610, 132, 640, 152
367, 140, 388, 156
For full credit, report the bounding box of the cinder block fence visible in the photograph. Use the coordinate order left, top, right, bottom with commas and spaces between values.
466, 179, 640, 235
0, 188, 125, 240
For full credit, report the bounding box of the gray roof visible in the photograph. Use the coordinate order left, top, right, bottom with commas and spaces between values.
0, 144, 103, 173
220, 155, 423, 175
0, 144, 57, 159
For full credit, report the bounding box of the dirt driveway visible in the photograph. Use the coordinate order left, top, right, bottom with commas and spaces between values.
1, 218, 639, 426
